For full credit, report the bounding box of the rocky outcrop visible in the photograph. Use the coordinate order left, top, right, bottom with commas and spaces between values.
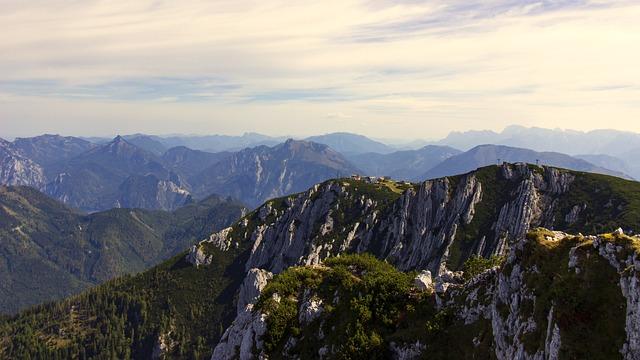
210, 309, 268, 360
186, 244, 211, 267
447, 230, 640, 360
413, 270, 433, 291
592, 235, 640, 359
212, 267, 273, 360
375, 175, 483, 272
298, 292, 323, 326
208, 226, 640, 359
237, 269, 273, 314
0, 138, 46, 188
389, 341, 426, 360
196, 163, 576, 278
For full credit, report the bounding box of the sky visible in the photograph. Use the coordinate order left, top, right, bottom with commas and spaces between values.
1, 0, 640, 139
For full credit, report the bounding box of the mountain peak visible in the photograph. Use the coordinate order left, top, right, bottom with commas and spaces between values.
283, 138, 313, 147
112, 135, 126, 143
105, 135, 136, 152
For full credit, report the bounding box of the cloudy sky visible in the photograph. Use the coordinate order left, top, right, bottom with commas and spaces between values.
1, 0, 639, 139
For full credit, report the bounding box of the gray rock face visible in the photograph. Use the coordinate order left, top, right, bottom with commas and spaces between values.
445, 232, 640, 360
237, 269, 274, 314
592, 236, 640, 359
197, 163, 575, 279
186, 244, 211, 267
375, 175, 483, 272
212, 269, 275, 360
565, 204, 585, 225
389, 341, 426, 360
298, 292, 323, 326
199, 164, 632, 359
0, 139, 46, 188
413, 270, 433, 291
211, 309, 269, 360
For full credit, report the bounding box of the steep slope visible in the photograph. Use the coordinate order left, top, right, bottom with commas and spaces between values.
306, 132, 394, 155
43, 136, 191, 212
191, 139, 360, 207
162, 146, 232, 180
2, 164, 640, 358
0, 185, 246, 314
347, 145, 461, 180
422, 144, 628, 180
0, 138, 46, 188
12, 134, 96, 166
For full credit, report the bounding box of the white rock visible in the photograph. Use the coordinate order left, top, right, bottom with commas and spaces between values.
414, 270, 433, 291
299, 297, 323, 325
237, 268, 273, 314
185, 245, 211, 267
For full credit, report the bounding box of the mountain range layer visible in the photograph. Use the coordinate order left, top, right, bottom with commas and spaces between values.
3, 130, 637, 214
0, 135, 363, 212
422, 144, 629, 180
2, 164, 639, 358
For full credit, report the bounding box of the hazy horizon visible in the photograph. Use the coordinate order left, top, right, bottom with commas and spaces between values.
4, 124, 640, 144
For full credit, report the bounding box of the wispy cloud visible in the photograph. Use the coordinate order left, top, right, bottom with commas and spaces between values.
1, 0, 639, 138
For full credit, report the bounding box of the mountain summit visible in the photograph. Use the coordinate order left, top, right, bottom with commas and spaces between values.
191, 139, 359, 207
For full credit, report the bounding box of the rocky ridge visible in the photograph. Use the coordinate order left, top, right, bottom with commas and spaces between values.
191, 163, 576, 276
188, 163, 640, 358
213, 229, 640, 359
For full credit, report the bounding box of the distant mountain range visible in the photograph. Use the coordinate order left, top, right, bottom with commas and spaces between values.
305, 132, 394, 155
0, 185, 246, 314
432, 125, 640, 179
2, 128, 639, 213
422, 144, 630, 180
0, 134, 362, 211
95, 132, 395, 156
346, 145, 462, 180
42, 135, 192, 212
111, 133, 287, 153
190, 139, 360, 207
433, 125, 640, 154
12, 134, 97, 166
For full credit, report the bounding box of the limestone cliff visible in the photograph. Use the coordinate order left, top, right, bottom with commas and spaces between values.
185, 163, 640, 359
212, 230, 640, 359
193, 163, 579, 276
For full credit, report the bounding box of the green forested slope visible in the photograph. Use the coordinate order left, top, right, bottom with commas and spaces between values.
0, 186, 246, 314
